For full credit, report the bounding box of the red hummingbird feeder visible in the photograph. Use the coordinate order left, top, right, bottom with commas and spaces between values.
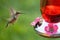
31, 0, 60, 38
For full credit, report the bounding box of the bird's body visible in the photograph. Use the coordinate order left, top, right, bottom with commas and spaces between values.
8, 16, 16, 23
8, 12, 20, 23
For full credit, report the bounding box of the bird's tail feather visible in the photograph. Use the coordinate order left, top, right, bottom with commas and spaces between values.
5, 22, 9, 28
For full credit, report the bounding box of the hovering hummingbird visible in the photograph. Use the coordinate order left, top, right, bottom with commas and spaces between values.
6, 8, 23, 28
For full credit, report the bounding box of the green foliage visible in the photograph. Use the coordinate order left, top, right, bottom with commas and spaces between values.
0, 0, 60, 40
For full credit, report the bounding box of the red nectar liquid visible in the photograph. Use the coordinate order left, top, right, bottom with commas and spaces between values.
41, 0, 60, 23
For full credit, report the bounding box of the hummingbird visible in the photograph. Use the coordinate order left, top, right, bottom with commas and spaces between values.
6, 8, 23, 28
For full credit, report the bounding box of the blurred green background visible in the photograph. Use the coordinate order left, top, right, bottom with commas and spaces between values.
0, 0, 60, 40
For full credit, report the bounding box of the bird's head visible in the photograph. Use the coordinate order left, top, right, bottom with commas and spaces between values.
16, 11, 24, 15
16, 12, 20, 15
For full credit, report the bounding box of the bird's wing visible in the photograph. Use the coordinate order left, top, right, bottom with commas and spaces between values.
9, 8, 16, 16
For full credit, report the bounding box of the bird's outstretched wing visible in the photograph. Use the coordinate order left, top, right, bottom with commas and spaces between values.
9, 8, 16, 16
